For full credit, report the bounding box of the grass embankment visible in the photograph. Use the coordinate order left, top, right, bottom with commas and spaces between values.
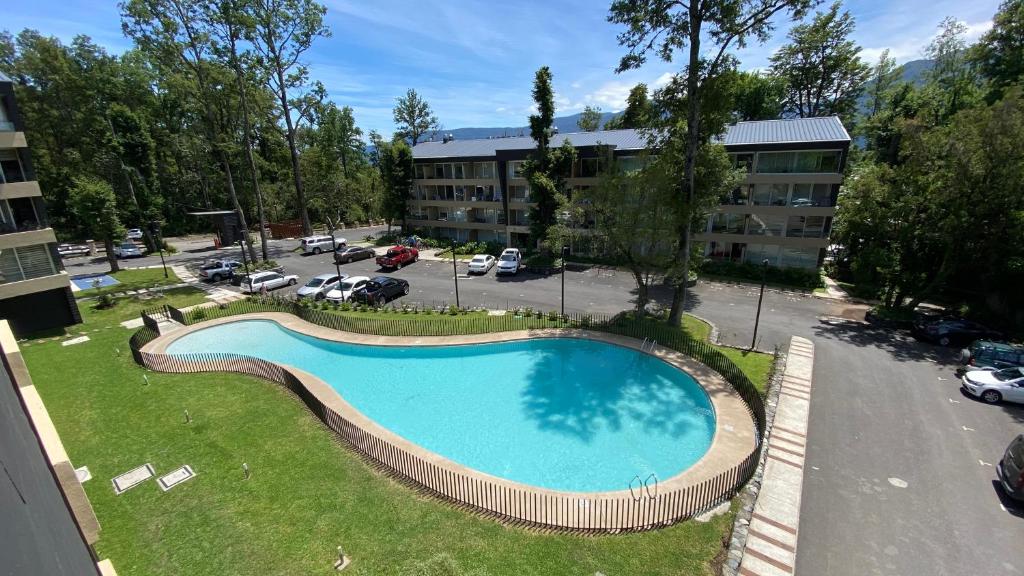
20, 297, 769, 575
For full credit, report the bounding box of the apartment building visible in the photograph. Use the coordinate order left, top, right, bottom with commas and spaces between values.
0, 72, 81, 336
408, 116, 850, 270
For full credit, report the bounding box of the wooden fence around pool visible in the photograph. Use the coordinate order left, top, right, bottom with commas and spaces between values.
131, 305, 767, 532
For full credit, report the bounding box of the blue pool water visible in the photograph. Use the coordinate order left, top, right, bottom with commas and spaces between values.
71, 274, 120, 291
167, 320, 716, 492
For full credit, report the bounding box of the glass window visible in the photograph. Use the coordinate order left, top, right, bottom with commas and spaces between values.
454, 163, 465, 179
721, 185, 749, 205
732, 153, 754, 173
442, 163, 453, 179
790, 184, 813, 207
0, 150, 25, 184
618, 156, 647, 173
793, 151, 841, 173
755, 152, 795, 173
474, 162, 495, 179
0, 248, 24, 283
811, 183, 833, 206
508, 161, 526, 179
579, 158, 603, 177
744, 243, 780, 265
780, 246, 820, 268
747, 214, 786, 236
752, 184, 786, 206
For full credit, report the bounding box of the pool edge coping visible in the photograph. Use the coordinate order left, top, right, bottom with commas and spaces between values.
143, 312, 756, 514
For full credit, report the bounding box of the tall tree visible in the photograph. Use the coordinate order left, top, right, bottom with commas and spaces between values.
923, 17, 981, 122
68, 177, 125, 273
318, 103, 363, 179
208, 0, 271, 260
864, 49, 901, 118
392, 88, 440, 145
609, 0, 814, 325
732, 70, 787, 121
769, 1, 870, 120
122, 0, 259, 262
604, 83, 656, 129
971, 0, 1024, 101
377, 138, 413, 233
250, 0, 329, 237
577, 105, 603, 131
523, 66, 575, 253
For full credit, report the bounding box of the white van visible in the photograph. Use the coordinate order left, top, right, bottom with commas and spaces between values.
496, 248, 522, 275
299, 235, 344, 255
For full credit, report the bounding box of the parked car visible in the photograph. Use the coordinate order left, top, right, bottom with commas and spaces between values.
997, 434, 1024, 502
957, 341, 1024, 376
334, 245, 376, 264
351, 276, 410, 305
913, 318, 1001, 347
375, 245, 418, 270
240, 271, 298, 294
57, 243, 90, 258
960, 366, 1024, 404
496, 248, 522, 275
300, 235, 343, 255
198, 259, 242, 282
325, 275, 370, 303
296, 273, 346, 300
467, 254, 496, 274
126, 228, 144, 240
112, 242, 143, 258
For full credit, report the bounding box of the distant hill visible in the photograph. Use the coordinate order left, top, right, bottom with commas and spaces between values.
430, 60, 933, 143
431, 111, 620, 142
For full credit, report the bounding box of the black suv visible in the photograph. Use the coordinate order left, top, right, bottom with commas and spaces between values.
351, 276, 410, 305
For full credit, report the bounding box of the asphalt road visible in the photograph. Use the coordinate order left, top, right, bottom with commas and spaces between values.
61, 231, 1024, 575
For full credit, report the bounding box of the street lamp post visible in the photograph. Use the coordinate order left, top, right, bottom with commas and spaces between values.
561, 245, 570, 316
238, 239, 250, 275
148, 221, 168, 279
329, 231, 343, 285
751, 258, 770, 350
451, 241, 460, 308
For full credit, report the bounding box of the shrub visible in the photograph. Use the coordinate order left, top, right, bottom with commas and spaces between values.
191, 307, 207, 321
96, 293, 116, 310
447, 304, 459, 316
523, 306, 533, 317
547, 310, 559, 321
339, 301, 351, 311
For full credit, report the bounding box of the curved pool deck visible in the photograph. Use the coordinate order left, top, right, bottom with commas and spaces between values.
142, 312, 757, 530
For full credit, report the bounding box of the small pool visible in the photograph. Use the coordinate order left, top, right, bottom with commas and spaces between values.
167, 320, 716, 492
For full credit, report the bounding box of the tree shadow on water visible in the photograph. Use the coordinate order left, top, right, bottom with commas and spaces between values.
519, 343, 710, 443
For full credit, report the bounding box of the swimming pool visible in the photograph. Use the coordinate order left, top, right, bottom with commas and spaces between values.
167, 319, 716, 493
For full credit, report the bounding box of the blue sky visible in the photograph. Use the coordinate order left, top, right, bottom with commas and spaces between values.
3, 0, 1002, 138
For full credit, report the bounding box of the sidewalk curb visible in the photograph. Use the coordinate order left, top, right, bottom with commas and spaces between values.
722, 346, 788, 576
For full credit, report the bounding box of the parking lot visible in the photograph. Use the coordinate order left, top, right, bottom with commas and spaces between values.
63, 231, 1024, 575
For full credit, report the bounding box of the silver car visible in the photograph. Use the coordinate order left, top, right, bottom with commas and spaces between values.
961, 367, 1024, 404
296, 273, 346, 300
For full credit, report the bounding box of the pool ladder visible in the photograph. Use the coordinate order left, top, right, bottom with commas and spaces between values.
640, 338, 657, 353
628, 473, 659, 501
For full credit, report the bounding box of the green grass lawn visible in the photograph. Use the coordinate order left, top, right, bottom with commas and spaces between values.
76, 267, 183, 298
20, 300, 770, 576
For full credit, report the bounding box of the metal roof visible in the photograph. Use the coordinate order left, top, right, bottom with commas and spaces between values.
719, 116, 850, 145
411, 129, 650, 159
411, 117, 849, 159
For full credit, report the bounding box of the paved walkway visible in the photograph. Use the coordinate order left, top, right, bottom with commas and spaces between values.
170, 264, 245, 303
739, 336, 815, 576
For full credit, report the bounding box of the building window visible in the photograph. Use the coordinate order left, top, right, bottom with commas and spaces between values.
0, 243, 58, 284
794, 151, 840, 173
751, 184, 788, 206
710, 213, 746, 234
780, 246, 821, 268
746, 214, 786, 236
474, 162, 495, 179
731, 153, 754, 173
755, 152, 795, 173
721, 185, 750, 205
508, 161, 526, 179
789, 183, 834, 207
0, 150, 26, 184
744, 243, 780, 265
0, 101, 13, 131
577, 157, 604, 177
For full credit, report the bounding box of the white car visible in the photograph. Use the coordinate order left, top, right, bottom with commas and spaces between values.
113, 242, 143, 258
961, 367, 1024, 405
126, 228, 144, 240
496, 248, 522, 275
299, 235, 345, 255
240, 271, 298, 294
296, 273, 346, 300
467, 254, 496, 274
325, 275, 370, 303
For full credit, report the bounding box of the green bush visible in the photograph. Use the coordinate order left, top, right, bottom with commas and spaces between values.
191, 307, 207, 321
699, 259, 824, 290
447, 304, 459, 316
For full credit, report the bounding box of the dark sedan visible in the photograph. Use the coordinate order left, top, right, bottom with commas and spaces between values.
351, 276, 410, 305
334, 245, 376, 264
913, 318, 1001, 347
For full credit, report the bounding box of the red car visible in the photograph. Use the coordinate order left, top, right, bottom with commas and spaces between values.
376, 245, 419, 270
